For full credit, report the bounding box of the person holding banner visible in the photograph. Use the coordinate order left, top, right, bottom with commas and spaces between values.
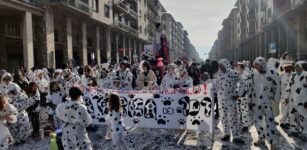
178, 69, 193, 88
160, 63, 180, 89
118, 61, 133, 90
251, 57, 281, 149
136, 61, 158, 90
56, 86, 92, 150
108, 92, 128, 150
97, 68, 113, 89
216, 59, 245, 144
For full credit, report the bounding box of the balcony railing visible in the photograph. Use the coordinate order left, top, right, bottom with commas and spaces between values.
17, 0, 44, 7
114, 20, 138, 36
147, 10, 159, 22
129, 9, 138, 18
50, 0, 91, 15
114, 0, 138, 19
114, 0, 129, 12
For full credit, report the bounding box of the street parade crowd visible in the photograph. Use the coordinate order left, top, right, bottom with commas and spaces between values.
0, 52, 307, 150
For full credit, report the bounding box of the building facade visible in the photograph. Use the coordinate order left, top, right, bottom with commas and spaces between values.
209, 0, 307, 62
0, 0, 198, 71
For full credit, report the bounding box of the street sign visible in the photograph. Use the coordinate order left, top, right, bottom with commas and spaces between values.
269, 43, 277, 53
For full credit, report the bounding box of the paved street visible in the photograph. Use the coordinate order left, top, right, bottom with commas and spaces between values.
10, 121, 307, 150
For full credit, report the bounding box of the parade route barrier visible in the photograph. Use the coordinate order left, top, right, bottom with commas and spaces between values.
82, 84, 214, 133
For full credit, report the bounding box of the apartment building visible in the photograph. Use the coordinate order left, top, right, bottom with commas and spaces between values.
0, 0, 198, 71
210, 0, 307, 61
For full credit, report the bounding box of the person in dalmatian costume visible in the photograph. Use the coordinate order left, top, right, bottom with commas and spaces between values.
97, 67, 113, 89
42, 68, 51, 82
104, 77, 123, 140
216, 59, 245, 144
54, 69, 64, 84
177, 69, 193, 88
33, 70, 50, 138
235, 61, 253, 132
6, 84, 31, 144
0, 73, 23, 100
285, 61, 307, 139
81, 65, 95, 87
108, 92, 128, 150
26, 82, 42, 138
0, 95, 18, 149
62, 69, 81, 97
118, 60, 133, 90
278, 62, 294, 129
267, 58, 281, 117
160, 63, 180, 89
46, 81, 65, 129
250, 57, 281, 149
56, 86, 92, 150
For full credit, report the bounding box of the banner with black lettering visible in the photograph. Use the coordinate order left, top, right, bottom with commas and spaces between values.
82, 84, 214, 132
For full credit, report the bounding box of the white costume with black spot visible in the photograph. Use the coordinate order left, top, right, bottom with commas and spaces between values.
267, 58, 281, 117
56, 100, 92, 150
279, 71, 292, 124
238, 62, 253, 128
97, 76, 113, 89
109, 110, 127, 150
285, 61, 307, 135
178, 76, 193, 88
0, 104, 17, 149
251, 57, 281, 144
7, 91, 31, 143
160, 72, 180, 89
47, 90, 64, 128
119, 68, 133, 90
216, 59, 244, 138
0, 73, 23, 99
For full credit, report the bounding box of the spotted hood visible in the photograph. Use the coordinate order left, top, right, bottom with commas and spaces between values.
253, 57, 267, 69
218, 59, 231, 71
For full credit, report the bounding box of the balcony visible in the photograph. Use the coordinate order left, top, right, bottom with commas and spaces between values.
113, 0, 138, 19
49, 0, 91, 15
17, 0, 44, 7
114, 20, 139, 36
147, 10, 159, 22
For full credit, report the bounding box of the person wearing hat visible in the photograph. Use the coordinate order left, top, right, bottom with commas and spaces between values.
160, 63, 180, 89
285, 61, 307, 139
118, 60, 133, 90
250, 57, 281, 149
278, 63, 294, 129
97, 68, 113, 89
56, 86, 92, 150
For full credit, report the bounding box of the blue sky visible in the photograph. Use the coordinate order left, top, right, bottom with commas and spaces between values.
160, 0, 237, 60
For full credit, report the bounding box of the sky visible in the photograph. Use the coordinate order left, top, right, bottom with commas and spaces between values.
160, 0, 237, 60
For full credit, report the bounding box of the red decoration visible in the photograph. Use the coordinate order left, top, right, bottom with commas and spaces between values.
128, 48, 133, 51
118, 48, 124, 52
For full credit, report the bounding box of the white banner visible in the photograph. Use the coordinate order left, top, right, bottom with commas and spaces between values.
82, 84, 214, 132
